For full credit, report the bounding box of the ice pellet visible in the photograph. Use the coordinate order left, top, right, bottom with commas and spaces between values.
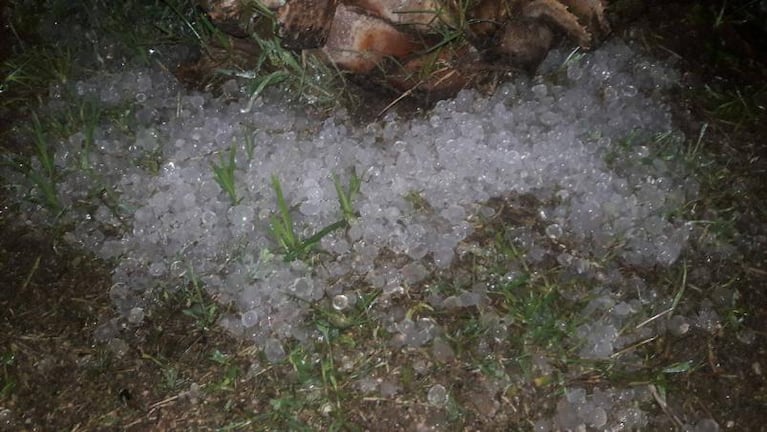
427, 384, 449, 407
332, 294, 349, 311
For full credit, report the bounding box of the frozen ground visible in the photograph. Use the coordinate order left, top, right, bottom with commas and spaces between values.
4, 38, 733, 430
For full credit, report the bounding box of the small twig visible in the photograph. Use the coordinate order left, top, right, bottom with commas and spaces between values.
637, 260, 687, 329
707, 339, 723, 374
688, 122, 708, 158
745, 266, 766, 276
657, 45, 684, 60
648, 384, 684, 428
20, 255, 41, 292
635, 308, 672, 329
377, 68, 458, 119
362, 396, 421, 406
610, 335, 658, 359
148, 394, 179, 413
378, 85, 419, 119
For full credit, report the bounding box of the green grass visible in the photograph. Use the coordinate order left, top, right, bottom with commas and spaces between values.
240, 340, 357, 430
179, 266, 220, 332
6, 101, 140, 222
308, 289, 380, 334
141, 352, 187, 392
30, 112, 59, 207
333, 170, 361, 222
0, 45, 72, 108
496, 274, 576, 349
700, 83, 767, 130
201, 2, 352, 112
260, 394, 313, 431
212, 143, 241, 205
268, 175, 354, 262
1, 0, 209, 110
243, 128, 257, 161
66, 99, 104, 172
209, 349, 241, 393
267, 290, 388, 430
601, 126, 753, 248
0, 0, 214, 220
241, 34, 350, 111
403, 189, 432, 213
1, 112, 64, 214
269, 175, 307, 260
0, 351, 15, 399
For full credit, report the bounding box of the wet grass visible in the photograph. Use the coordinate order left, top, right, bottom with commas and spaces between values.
268, 174, 356, 263
212, 143, 241, 205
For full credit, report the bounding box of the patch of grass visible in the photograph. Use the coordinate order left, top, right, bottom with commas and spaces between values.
621, 261, 690, 349
261, 394, 313, 431
268, 175, 349, 262
81, 0, 219, 67
288, 312, 372, 429
154, 0, 221, 55
217, 4, 351, 112
242, 341, 347, 430
1, 0, 208, 111
133, 145, 165, 175
333, 170, 361, 222
2, 112, 64, 214
601, 127, 755, 249
683, 1, 767, 77
30, 117, 60, 210
700, 83, 767, 130
180, 266, 219, 332
499, 273, 579, 352
0, 44, 73, 109
323, 289, 381, 334
161, 366, 184, 391
243, 128, 257, 161
0, 351, 15, 399
649, 122, 762, 245
560, 47, 586, 70
269, 175, 306, 259
444, 313, 491, 357
306, 329, 344, 408
3, 44, 145, 220
39, 96, 130, 144
404, 189, 432, 213
66, 99, 103, 172
209, 349, 241, 392
212, 142, 240, 205
141, 352, 187, 391
602, 129, 674, 172
230, 288, 387, 431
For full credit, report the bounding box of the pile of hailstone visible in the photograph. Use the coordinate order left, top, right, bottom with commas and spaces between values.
9, 38, 696, 340
6, 38, 709, 429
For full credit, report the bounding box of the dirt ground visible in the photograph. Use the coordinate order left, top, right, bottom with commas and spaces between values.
1, 1, 766, 431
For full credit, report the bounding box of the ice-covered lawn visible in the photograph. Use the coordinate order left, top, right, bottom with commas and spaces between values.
5, 38, 726, 430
